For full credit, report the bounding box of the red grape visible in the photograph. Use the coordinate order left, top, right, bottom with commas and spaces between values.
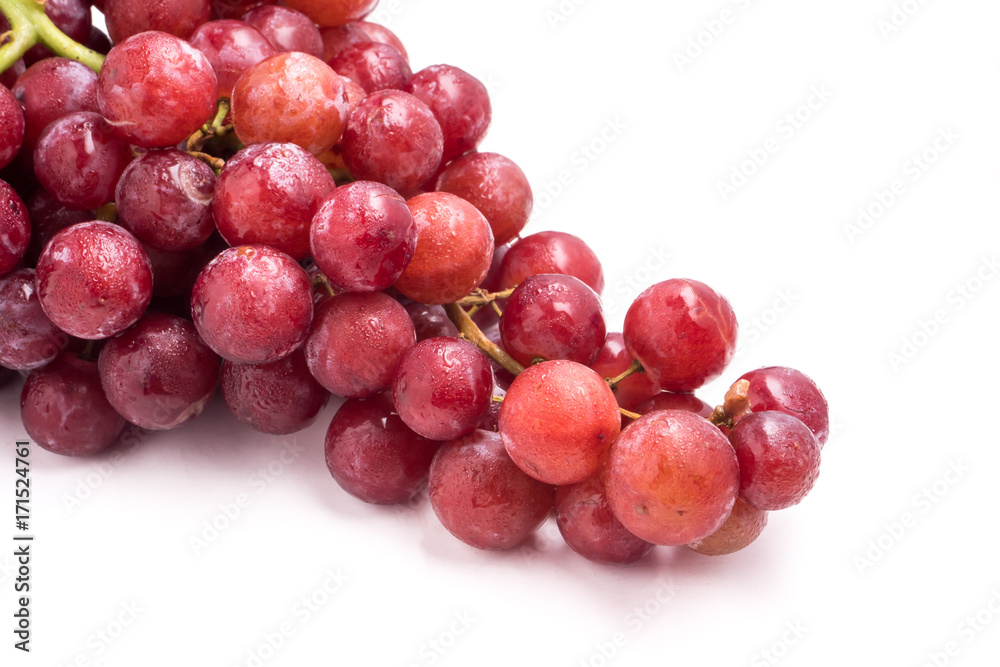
221, 349, 329, 435
189, 19, 277, 98
499, 273, 606, 367
318, 23, 370, 62
738, 366, 830, 446
190, 245, 313, 364
12, 57, 98, 152
0, 269, 68, 370
98, 313, 220, 430
242, 5, 324, 58
214, 143, 333, 260
0, 180, 30, 275
498, 231, 604, 294
98, 31, 218, 149
499, 360, 620, 485
391, 337, 494, 441
330, 42, 411, 94
356, 21, 408, 62
623, 278, 738, 392
325, 395, 440, 505
304, 291, 415, 398
729, 411, 821, 511
428, 429, 554, 550
605, 410, 739, 546
435, 152, 532, 245
310, 181, 416, 292
634, 391, 713, 419
282, 0, 378, 27
555, 474, 655, 565
104, 0, 212, 42
589, 333, 661, 412
686, 497, 768, 556
394, 192, 494, 305
406, 65, 491, 161
0, 86, 24, 169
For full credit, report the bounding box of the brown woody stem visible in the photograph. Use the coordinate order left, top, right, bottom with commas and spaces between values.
606, 359, 643, 390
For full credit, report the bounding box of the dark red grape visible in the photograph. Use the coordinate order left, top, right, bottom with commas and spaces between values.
25, 189, 93, 265
394, 192, 493, 305
499, 360, 620, 485
12, 57, 98, 152
325, 395, 440, 504
428, 429, 554, 550
98, 313, 219, 430
729, 411, 821, 511
605, 410, 739, 546
282, 0, 377, 27
0, 269, 68, 370
330, 42, 411, 94
0, 86, 24, 169
319, 23, 370, 61
555, 474, 655, 565
624, 278, 738, 393
391, 337, 494, 441
356, 21, 408, 62
242, 5, 323, 58
686, 497, 768, 556
738, 366, 830, 446
145, 235, 223, 299
405, 65, 491, 161
190, 245, 313, 364
33, 112, 133, 210
104, 0, 212, 42
405, 302, 459, 342
589, 332, 661, 412
98, 31, 218, 149
310, 181, 416, 292
20, 353, 126, 456
214, 143, 333, 259
498, 231, 604, 294
189, 19, 277, 98
221, 348, 328, 435
232, 52, 348, 156
500, 273, 606, 367
0, 180, 30, 275
341, 91, 443, 192
35, 221, 152, 339
436, 152, 531, 245
304, 291, 415, 398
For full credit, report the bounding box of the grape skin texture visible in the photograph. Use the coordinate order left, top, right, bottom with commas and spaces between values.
394, 192, 494, 305
189, 19, 277, 98
555, 474, 655, 565
97, 31, 219, 149
499, 360, 621, 485
428, 429, 554, 550
20, 353, 126, 457
12, 57, 98, 152
318, 23, 370, 62
406, 65, 492, 162
589, 332, 661, 412
221, 349, 329, 435
497, 231, 605, 294
0, 180, 30, 275
0, 269, 67, 370
35, 222, 153, 340
105, 0, 212, 43
634, 391, 713, 419
0, 86, 23, 169
330, 42, 412, 94
282, 0, 378, 27
242, 5, 324, 59
605, 410, 739, 546
232, 52, 349, 156
623, 278, 738, 393
405, 303, 459, 342
325, 395, 440, 505
190, 245, 313, 364
686, 498, 768, 556
25, 189, 93, 265
739, 366, 830, 446
435, 152, 532, 246
729, 411, 821, 511
356, 22, 409, 62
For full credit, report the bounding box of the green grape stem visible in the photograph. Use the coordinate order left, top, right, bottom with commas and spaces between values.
0, 0, 105, 73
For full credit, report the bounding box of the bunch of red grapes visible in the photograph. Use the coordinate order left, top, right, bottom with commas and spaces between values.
0, 0, 830, 564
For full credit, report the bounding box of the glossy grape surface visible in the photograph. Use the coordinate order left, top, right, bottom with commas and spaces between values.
0, 269, 67, 370
436, 152, 531, 245
242, 5, 324, 58
729, 411, 821, 511
0, 86, 23, 169
738, 366, 830, 446
105, 0, 212, 42
0, 180, 30, 275
686, 498, 768, 556
13, 58, 98, 153
498, 231, 604, 294
406, 65, 491, 161
555, 474, 655, 565
189, 19, 277, 98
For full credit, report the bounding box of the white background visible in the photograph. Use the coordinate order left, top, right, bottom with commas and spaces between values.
4, 0, 1000, 665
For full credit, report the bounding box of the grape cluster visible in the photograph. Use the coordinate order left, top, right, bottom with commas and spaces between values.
0, 0, 831, 565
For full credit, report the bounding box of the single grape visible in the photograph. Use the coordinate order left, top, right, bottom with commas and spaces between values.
0, 180, 30, 275
190, 245, 313, 364
0, 86, 24, 169
406, 65, 491, 161
500, 273, 606, 367
33, 112, 133, 210
330, 42, 411, 94
282, 0, 378, 27
242, 5, 324, 58
35, 222, 153, 339
20, 353, 126, 457
189, 19, 277, 98
405, 302, 459, 342
325, 395, 440, 504
304, 291, 415, 398
686, 498, 768, 556
104, 0, 212, 42
589, 332, 661, 411
729, 411, 821, 511
97, 31, 218, 149
98, 313, 219, 430
499, 360, 620, 485
394, 192, 494, 305
0, 269, 68, 370
12, 57, 98, 152
428, 429, 554, 550
341, 91, 444, 193
214, 143, 334, 259
738, 366, 830, 446
623, 278, 738, 393
498, 231, 604, 294
309, 181, 416, 292
356, 22, 409, 62
555, 474, 655, 565
221, 349, 329, 435
232, 52, 349, 156
25, 189, 93, 265
391, 337, 494, 441
436, 152, 532, 245
605, 410, 739, 546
